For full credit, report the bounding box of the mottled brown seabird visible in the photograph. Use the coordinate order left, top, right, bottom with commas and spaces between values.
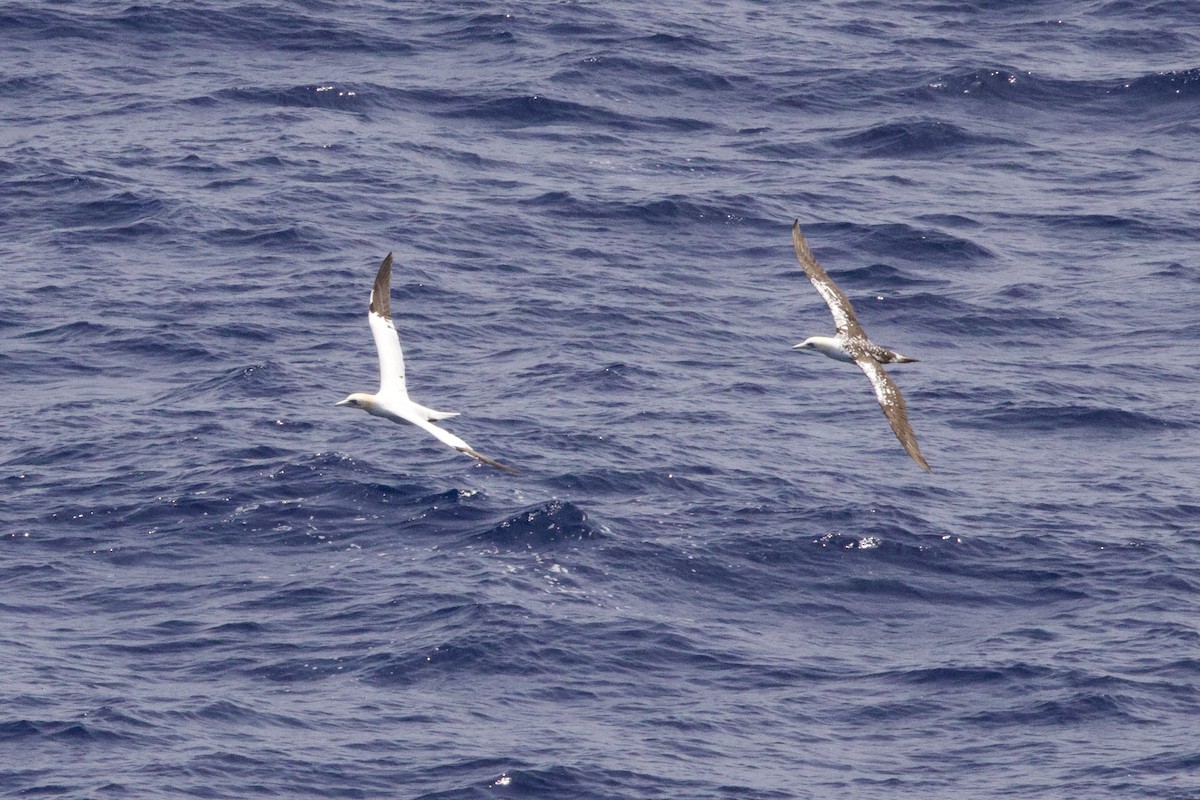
336, 253, 519, 474
789, 220, 931, 472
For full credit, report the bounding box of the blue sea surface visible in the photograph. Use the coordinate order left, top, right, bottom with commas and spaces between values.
3, 1, 1200, 798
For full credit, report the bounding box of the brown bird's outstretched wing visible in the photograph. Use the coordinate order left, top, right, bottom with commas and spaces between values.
854, 355, 931, 472
792, 220, 865, 339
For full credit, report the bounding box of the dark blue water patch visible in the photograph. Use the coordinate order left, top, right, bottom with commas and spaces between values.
1091, 27, 1193, 55
423, 763, 763, 800
3, 160, 122, 201
890, 663, 1048, 687
1090, 0, 1200, 22
429, 92, 714, 133
977, 404, 1185, 433
163, 154, 232, 175
913, 294, 1071, 337
823, 262, 941, 290
0, 719, 43, 741
170, 363, 286, 403
553, 55, 743, 95
0, 8, 96, 41
435, 93, 613, 126
1149, 262, 1200, 283
634, 31, 723, 53
50, 190, 167, 230
359, 632, 548, 689
736, 138, 826, 161
519, 190, 766, 227
196, 456, 522, 545
20, 320, 113, 347
1004, 211, 1161, 240
915, 212, 983, 229
546, 467, 711, 498
86, 327, 215, 366
917, 64, 1200, 123
112, 4, 414, 54
202, 224, 317, 248
830, 118, 1019, 159
1111, 750, 1200, 779
0, 716, 137, 744
997, 281, 1051, 300
466, 499, 603, 550
537, 6, 625, 42
807, 221, 994, 264
1109, 67, 1200, 100
802, 528, 1098, 607
457, 14, 523, 43
211, 84, 369, 115
235, 583, 343, 614
964, 692, 1138, 727
915, 67, 1103, 106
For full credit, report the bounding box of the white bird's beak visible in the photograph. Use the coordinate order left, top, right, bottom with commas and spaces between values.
334, 398, 353, 407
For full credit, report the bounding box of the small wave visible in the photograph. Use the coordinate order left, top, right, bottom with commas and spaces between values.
468, 499, 602, 549
978, 404, 1184, 432
54, 190, 166, 229
436, 93, 617, 126
635, 31, 721, 52
920, 67, 1096, 105
822, 221, 993, 263
832, 263, 934, 289
427, 91, 713, 133
1025, 212, 1159, 239
433, 11, 517, 43
519, 190, 763, 226
891, 664, 1030, 686
832, 118, 1016, 158
916, 294, 1071, 336
210, 85, 367, 114
202, 225, 313, 248
0, 717, 135, 744
21, 320, 111, 344
169, 363, 284, 403
547, 468, 711, 497
1109, 67, 1200, 100
114, 6, 413, 54
965, 692, 1135, 727
554, 55, 740, 94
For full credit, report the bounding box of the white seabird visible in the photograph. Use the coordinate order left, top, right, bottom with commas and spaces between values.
789, 220, 931, 472
336, 253, 519, 474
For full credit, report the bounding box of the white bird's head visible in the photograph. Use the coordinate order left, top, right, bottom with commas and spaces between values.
335, 392, 375, 409
791, 336, 826, 354
791, 335, 853, 363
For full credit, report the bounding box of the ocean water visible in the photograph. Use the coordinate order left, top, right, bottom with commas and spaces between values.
3, 1, 1199, 797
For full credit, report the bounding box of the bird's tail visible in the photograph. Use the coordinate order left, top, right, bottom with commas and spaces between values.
415, 403, 460, 421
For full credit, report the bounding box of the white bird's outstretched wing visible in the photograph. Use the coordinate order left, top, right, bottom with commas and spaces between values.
401, 410, 521, 474
854, 356, 931, 472
792, 220, 865, 339
368, 253, 408, 399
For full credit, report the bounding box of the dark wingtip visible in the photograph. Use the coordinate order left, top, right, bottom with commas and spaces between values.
910, 447, 932, 473
465, 448, 522, 475
369, 253, 393, 318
